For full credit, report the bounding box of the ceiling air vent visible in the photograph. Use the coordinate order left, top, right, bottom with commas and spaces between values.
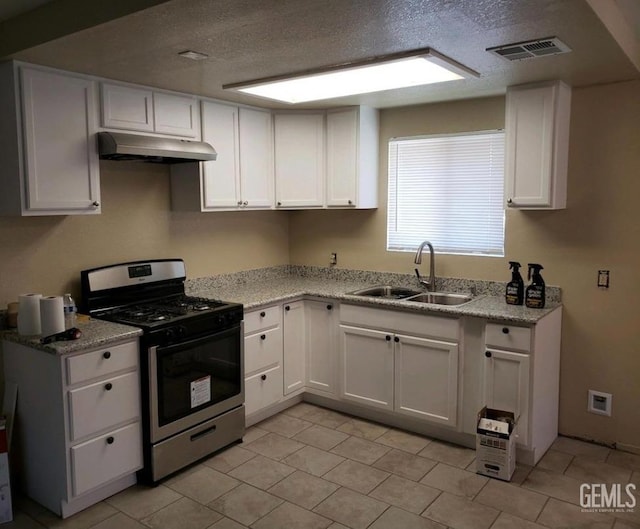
487, 37, 572, 61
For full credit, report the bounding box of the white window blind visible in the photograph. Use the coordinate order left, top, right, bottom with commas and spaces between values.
387, 131, 505, 257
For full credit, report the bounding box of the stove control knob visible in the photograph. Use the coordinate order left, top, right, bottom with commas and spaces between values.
164, 328, 176, 341
177, 326, 187, 338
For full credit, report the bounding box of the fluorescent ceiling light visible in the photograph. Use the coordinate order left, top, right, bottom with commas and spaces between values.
223, 49, 478, 104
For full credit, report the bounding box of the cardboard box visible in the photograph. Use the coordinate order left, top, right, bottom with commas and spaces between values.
476, 407, 516, 481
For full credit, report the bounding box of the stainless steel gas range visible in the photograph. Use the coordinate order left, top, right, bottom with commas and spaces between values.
80, 259, 244, 484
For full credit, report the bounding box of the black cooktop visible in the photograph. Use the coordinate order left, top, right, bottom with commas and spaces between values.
97, 295, 231, 327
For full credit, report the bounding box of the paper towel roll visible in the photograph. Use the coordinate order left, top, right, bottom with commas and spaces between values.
40, 296, 65, 337
17, 293, 42, 335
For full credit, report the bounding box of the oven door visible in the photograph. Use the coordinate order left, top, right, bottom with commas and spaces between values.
148, 323, 244, 443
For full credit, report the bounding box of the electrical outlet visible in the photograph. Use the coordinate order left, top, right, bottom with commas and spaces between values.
588, 390, 612, 416
597, 270, 610, 288
330, 252, 337, 265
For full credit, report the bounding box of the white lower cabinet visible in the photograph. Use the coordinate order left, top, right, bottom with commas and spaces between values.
283, 301, 306, 395
70, 422, 142, 496
245, 365, 283, 416
481, 313, 562, 466
395, 335, 458, 427
243, 298, 561, 466
2, 338, 142, 518
340, 326, 394, 410
339, 304, 461, 428
305, 300, 337, 394
243, 305, 283, 418
483, 348, 530, 445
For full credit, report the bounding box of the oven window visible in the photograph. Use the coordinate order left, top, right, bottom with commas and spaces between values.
156, 326, 241, 426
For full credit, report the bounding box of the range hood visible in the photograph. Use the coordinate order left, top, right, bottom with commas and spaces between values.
98, 132, 217, 164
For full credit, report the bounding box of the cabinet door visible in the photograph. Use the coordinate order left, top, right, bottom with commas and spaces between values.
154, 92, 198, 138
101, 83, 153, 132
505, 82, 569, 209
483, 348, 530, 445
21, 68, 101, 213
239, 108, 273, 208
245, 365, 283, 416
283, 301, 306, 395
340, 325, 393, 410
394, 335, 458, 427
274, 113, 324, 207
305, 300, 336, 394
201, 101, 240, 209
326, 108, 358, 207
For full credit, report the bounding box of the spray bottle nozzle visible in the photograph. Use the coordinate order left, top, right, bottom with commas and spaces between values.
509, 261, 521, 271
527, 263, 544, 280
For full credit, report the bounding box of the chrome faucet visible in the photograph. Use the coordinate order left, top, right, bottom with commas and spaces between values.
414, 240, 436, 291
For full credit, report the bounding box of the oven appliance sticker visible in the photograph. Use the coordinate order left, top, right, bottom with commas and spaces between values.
190, 376, 211, 408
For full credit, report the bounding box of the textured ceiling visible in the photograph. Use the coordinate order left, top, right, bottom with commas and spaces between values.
3, 0, 639, 109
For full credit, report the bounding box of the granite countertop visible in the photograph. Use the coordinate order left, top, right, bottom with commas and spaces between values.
1, 318, 142, 355
187, 266, 561, 324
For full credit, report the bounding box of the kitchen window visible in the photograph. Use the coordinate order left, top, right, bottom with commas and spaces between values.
387, 130, 505, 257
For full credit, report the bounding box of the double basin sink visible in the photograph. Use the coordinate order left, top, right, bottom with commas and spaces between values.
348, 285, 473, 306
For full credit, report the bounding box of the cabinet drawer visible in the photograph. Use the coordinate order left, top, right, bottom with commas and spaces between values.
68, 371, 140, 441
66, 341, 138, 385
485, 323, 531, 352
245, 327, 282, 375
244, 306, 281, 334
245, 365, 283, 416
71, 422, 142, 497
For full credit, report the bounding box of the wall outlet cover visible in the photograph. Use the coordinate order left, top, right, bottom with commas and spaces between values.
588, 389, 612, 416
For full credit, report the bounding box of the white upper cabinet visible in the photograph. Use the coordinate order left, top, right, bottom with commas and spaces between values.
171, 102, 273, 211
505, 81, 571, 209
0, 64, 101, 216
101, 84, 153, 132
154, 92, 198, 138
326, 106, 378, 208
200, 101, 240, 208
101, 83, 198, 138
274, 113, 325, 208
238, 107, 274, 208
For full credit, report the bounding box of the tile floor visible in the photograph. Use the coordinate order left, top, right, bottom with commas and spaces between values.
10, 403, 640, 529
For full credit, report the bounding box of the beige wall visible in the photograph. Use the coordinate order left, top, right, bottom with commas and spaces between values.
0, 161, 290, 303
290, 81, 640, 449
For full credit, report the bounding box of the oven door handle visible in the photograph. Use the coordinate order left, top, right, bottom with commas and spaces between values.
154, 324, 241, 356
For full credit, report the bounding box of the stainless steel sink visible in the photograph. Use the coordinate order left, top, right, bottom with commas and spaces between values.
404, 292, 473, 306
347, 285, 423, 299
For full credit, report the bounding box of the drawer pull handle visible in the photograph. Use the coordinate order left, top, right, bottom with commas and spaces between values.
485, 351, 492, 358
105, 383, 113, 391
106, 436, 114, 445
394, 336, 399, 343
260, 311, 266, 318
103, 351, 111, 359
386, 335, 391, 341
502, 327, 509, 334
191, 424, 217, 442
261, 374, 267, 381
326, 304, 332, 310
260, 334, 266, 340
285, 306, 290, 311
